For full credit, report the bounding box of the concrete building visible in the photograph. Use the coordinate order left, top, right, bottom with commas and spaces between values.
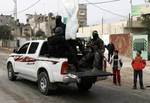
22, 24, 32, 39
78, 4, 87, 27
0, 14, 15, 26
7, 19, 23, 39
78, 19, 146, 36
0, 14, 20, 37
26, 13, 56, 37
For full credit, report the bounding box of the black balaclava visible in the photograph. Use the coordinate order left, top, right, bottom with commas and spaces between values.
56, 15, 62, 26
92, 30, 98, 40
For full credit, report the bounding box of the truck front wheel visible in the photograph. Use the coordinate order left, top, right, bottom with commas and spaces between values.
38, 72, 50, 95
77, 79, 93, 91
7, 63, 17, 81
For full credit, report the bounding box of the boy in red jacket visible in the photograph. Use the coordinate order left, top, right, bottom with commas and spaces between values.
131, 51, 146, 89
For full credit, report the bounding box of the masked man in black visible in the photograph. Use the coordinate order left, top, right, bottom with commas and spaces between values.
53, 15, 66, 37
47, 27, 68, 58
89, 30, 105, 71
48, 27, 79, 71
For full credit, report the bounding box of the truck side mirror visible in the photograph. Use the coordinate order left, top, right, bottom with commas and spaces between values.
13, 48, 18, 53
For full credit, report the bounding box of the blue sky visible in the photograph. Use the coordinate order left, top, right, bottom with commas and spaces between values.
0, 0, 146, 25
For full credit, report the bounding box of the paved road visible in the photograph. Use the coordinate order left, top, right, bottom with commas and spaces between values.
0, 47, 150, 103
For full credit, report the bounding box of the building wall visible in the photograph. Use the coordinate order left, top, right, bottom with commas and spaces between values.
22, 24, 32, 38
27, 14, 55, 37
11, 26, 22, 37
110, 34, 132, 57
148, 37, 150, 59
2, 40, 17, 48
79, 21, 128, 35
0, 15, 15, 26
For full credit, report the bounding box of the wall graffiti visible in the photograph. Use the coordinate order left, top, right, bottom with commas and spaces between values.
110, 34, 132, 57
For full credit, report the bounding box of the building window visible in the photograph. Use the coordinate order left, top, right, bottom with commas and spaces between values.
79, 10, 86, 16
24, 29, 28, 31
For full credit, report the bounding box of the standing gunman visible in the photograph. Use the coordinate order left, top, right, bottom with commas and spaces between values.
88, 30, 105, 71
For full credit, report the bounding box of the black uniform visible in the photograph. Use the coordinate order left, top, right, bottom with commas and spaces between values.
47, 35, 69, 58
48, 27, 81, 69
89, 31, 105, 71
53, 16, 66, 37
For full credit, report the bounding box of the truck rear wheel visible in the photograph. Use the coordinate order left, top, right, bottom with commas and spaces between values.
7, 63, 17, 81
77, 78, 93, 91
38, 72, 50, 95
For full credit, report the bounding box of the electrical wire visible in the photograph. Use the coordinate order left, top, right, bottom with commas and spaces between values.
6, 0, 41, 15
85, 0, 128, 18
17, 0, 41, 14
0, 10, 14, 13
82, 0, 120, 4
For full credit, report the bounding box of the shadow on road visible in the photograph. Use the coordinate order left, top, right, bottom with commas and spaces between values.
15, 78, 93, 96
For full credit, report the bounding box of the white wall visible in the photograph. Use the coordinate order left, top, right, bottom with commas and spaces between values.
101, 35, 109, 45
79, 21, 127, 35
16, 37, 27, 47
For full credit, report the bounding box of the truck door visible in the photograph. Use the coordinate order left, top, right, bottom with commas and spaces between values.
14, 42, 30, 74
25, 42, 39, 77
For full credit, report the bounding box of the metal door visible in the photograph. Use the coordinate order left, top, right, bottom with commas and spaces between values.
132, 35, 148, 60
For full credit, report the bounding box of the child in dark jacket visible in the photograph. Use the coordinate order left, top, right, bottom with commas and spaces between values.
131, 50, 146, 89
110, 50, 122, 86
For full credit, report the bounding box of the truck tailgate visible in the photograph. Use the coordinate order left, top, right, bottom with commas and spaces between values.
72, 70, 113, 78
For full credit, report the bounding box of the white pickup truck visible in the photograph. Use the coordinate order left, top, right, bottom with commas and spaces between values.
7, 40, 112, 95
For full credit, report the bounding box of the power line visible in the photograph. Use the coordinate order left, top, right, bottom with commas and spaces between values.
1, 0, 41, 15
7, 0, 41, 15
85, 0, 127, 18
17, 0, 41, 14
82, 0, 120, 4
0, 10, 14, 13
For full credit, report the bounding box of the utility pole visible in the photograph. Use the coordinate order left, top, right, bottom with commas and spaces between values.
102, 16, 104, 35
130, 0, 133, 33
13, 0, 17, 20
12, 0, 18, 47
129, 13, 131, 33
57, 0, 59, 15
